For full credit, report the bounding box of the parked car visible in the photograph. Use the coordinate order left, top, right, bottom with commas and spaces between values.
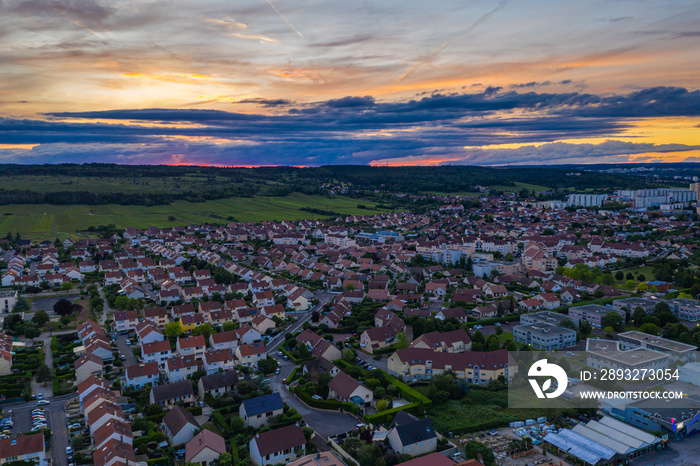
277, 351, 283, 356
66, 447, 73, 455
37, 393, 43, 400
69, 423, 82, 430
37, 400, 50, 406
120, 355, 126, 361
196, 401, 205, 408
275, 369, 280, 375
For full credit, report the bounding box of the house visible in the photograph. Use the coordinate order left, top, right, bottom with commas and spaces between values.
435, 307, 468, 322
534, 293, 561, 310
150, 380, 195, 408
136, 321, 165, 346
327, 371, 373, 408
86, 338, 114, 363
410, 329, 471, 353
301, 358, 340, 380
171, 303, 196, 319
166, 355, 203, 382
203, 349, 236, 374
142, 340, 172, 367
92, 439, 136, 466
177, 335, 206, 359
125, 362, 160, 389
296, 329, 342, 361
94, 419, 133, 451
235, 342, 267, 368
185, 429, 227, 466
240, 393, 284, 428
387, 411, 437, 457
87, 402, 124, 435
0, 433, 47, 466
144, 307, 169, 328
251, 315, 276, 334
180, 313, 206, 333
74, 351, 104, 382
209, 330, 239, 352
253, 291, 275, 308
83, 389, 118, 419
77, 375, 110, 408
198, 370, 239, 398
249, 424, 307, 466
163, 405, 200, 445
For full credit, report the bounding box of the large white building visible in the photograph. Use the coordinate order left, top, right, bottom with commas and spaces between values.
631, 189, 696, 209
567, 193, 608, 207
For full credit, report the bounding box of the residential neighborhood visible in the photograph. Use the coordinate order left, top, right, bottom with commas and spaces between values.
1, 186, 700, 466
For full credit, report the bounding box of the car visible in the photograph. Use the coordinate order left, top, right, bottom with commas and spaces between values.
67, 456, 74, 463
120, 355, 126, 361
37, 400, 50, 406
37, 393, 43, 400
126, 340, 132, 346
356, 423, 366, 429
283, 355, 288, 360
451, 452, 463, 460
275, 369, 280, 374
69, 423, 82, 430
32, 417, 46, 422
311, 395, 322, 400
197, 401, 205, 408
31, 426, 43, 432
277, 351, 283, 356
261, 378, 271, 384
32, 423, 47, 428
494, 322, 501, 326
282, 378, 287, 384
66, 447, 73, 455
30, 394, 36, 400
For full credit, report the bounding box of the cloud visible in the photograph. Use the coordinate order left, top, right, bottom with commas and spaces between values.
0, 86, 687, 166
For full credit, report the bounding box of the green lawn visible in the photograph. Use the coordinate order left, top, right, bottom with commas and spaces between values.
615, 265, 655, 283
0, 193, 392, 241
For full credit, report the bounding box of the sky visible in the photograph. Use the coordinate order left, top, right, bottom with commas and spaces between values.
0, 0, 699, 167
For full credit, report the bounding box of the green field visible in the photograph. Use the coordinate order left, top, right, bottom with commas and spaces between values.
489, 182, 551, 193
0, 193, 391, 241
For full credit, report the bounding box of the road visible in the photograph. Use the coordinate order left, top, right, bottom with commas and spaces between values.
269, 356, 359, 440
266, 292, 334, 355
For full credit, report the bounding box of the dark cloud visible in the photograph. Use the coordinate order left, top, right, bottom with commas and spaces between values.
0, 86, 691, 166
235, 98, 293, 107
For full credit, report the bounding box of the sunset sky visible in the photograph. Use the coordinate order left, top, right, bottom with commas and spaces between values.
1, 0, 699, 166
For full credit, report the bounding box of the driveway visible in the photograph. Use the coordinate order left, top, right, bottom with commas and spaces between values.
356, 352, 388, 372
115, 333, 137, 366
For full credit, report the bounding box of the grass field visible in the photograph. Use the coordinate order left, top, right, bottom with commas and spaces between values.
615, 265, 655, 283
0, 193, 391, 241
429, 182, 551, 197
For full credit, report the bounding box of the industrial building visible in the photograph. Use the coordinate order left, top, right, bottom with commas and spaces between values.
617, 331, 697, 364
543, 416, 662, 465
586, 339, 669, 371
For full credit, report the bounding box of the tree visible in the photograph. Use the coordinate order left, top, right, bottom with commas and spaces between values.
36, 364, 53, 386
395, 332, 409, 349
297, 342, 310, 359
342, 348, 356, 363
192, 323, 213, 339
601, 312, 623, 332
579, 320, 593, 338
653, 301, 671, 315
12, 297, 30, 313
464, 441, 496, 466
615, 271, 624, 281
53, 298, 74, 317
640, 322, 660, 336
164, 321, 183, 338
632, 307, 646, 327
213, 452, 232, 466
376, 399, 390, 412
559, 317, 576, 330
505, 252, 514, 262
32, 310, 50, 328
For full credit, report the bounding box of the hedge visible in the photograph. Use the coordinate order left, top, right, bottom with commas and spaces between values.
286, 367, 299, 385
383, 373, 432, 406
281, 348, 314, 365
146, 457, 169, 466
294, 387, 341, 410
187, 406, 203, 416
364, 402, 421, 425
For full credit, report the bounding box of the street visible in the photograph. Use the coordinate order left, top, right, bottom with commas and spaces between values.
115, 333, 138, 366
269, 356, 359, 440
266, 292, 334, 355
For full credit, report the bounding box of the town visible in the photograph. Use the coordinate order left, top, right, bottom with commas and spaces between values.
0, 184, 699, 466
